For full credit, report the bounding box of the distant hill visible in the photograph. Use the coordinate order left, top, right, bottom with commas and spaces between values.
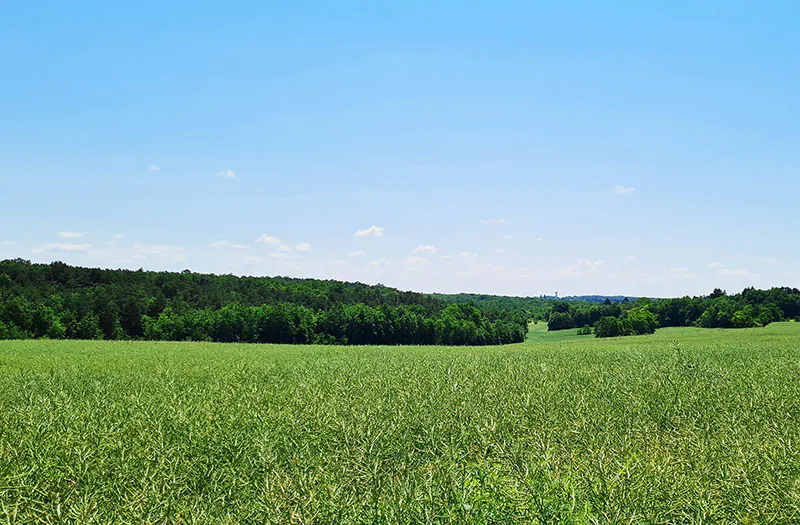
559, 295, 648, 303
432, 293, 647, 321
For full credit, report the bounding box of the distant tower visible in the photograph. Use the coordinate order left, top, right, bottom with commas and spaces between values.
555, 291, 558, 299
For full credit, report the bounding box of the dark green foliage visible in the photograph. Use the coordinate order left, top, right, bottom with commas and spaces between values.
576, 325, 592, 336
625, 308, 658, 335
547, 311, 575, 331
0, 260, 526, 345
594, 316, 623, 338
432, 293, 556, 322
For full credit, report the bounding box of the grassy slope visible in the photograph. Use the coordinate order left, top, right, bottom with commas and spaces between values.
1, 325, 799, 522
526, 321, 591, 342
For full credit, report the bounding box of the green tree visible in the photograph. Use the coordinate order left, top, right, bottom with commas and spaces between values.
626, 308, 658, 335
594, 317, 623, 338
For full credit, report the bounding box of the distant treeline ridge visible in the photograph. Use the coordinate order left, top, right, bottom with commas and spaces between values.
0, 260, 527, 345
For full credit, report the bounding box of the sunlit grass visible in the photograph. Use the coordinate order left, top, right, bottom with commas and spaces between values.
1, 324, 799, 522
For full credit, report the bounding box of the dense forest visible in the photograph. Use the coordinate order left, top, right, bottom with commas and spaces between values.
546, 288, 800, 337
0, 260, 528, 345
431, 293, 554, 322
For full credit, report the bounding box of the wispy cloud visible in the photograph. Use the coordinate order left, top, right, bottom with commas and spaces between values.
279, 245, 291, 252
355, 226, 385, 237
209, 240, 248, 249
412, 245, 437, 254
406, 256, 430, 265
460, 251, 477, 258
366, 257, 391, 269
760, 257, 778, 264
44, 243, 91, 253
295, 243, 311, 252
503, 234, 513, 239
492, 249, 504, 255
557, 259, 606, 278
480, 218, 505, 225
535, 237, 544, 242
348, 250, 366, 258
244, 256, 263, 264
216, 168, 235, 178
668, 267, 697, 280
58, 232, 84, 239
149, 165, 160, 172
256, 235, 281, 245
718, 268, 760, 278
132, 243, 186, 263
624, 255, 634, 261
111, 233, 125, 240
270, 252, 287, 259
613, 185, 636, 195
707, 262, 724, 268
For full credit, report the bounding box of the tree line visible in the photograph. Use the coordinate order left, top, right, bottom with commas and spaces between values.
0, 259, 527, 345
547, 288, 800, 337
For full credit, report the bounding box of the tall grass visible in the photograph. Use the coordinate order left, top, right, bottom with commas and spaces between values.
1, 324, 799, 522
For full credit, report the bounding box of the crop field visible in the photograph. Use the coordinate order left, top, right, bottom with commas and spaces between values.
1, 324, 800, 523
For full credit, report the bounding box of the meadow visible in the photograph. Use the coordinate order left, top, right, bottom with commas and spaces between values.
1, 324, 799, 523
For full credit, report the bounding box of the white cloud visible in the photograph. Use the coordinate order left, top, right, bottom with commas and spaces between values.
440, 255, 453, 260
132, 243, 186, 263
406, 256, 430, 265
149, 165, 160, 172
613, 185, 636, 195
480, 218, 505, 225
492, 249, 504, 255
557, 259, 606, 278
535, 237, 544, 242
355, 226, 385, 237
460, 251, 477, 258
270, 252, 287, 259
412, 245, 437, 254
624, 255, 634, 261
718, 268, 760, 278
366, 257, 391, 269
279, 245, 291, 252
216, 168, 235, 178
256, 235, 281, 245
707, 262, 724, 268
348, 250, 366, 258
295, 243, 311, 252
58, 232, 84, 239
111, 233, 125, 240
209, 240, 248, 249
760, 257, 778, 264
2, 241, 16, 246
44, 243, 91, 253
131, 254, 147, 260
668, 267, 697, 280
503, 234, 513, 239
244, 256, 264, 264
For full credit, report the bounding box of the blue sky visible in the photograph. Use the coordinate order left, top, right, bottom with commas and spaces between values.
2, 1, 798, 297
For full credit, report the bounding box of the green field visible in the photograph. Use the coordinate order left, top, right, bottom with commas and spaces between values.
2, 325, 800, 523
526, 321, 592, 342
